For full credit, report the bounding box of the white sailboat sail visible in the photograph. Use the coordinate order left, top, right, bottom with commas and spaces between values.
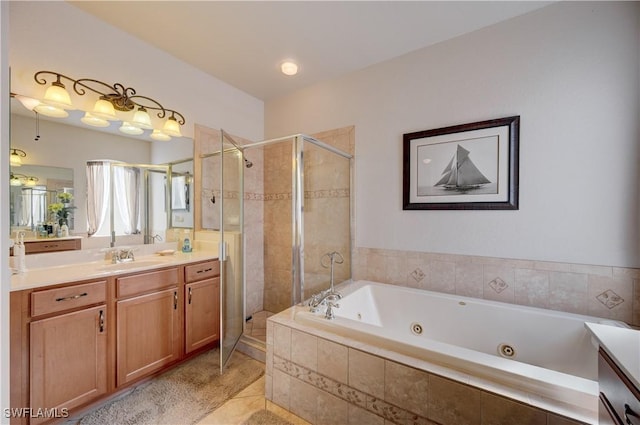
435, 145, 490, 189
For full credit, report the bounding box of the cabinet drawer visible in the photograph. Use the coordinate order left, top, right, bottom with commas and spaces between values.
184, 260, 220, 283
599, 348, 640, 425
31, 280, 106, 317
24, 239, 81, 254
117, 268, 179, 298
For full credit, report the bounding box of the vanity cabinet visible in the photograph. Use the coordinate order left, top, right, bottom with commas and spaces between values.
10, 257, 220, 425
184, 260, 220, 354
115, 268, 181, 387
26, 280, 108, 425
598, 347, 640, 425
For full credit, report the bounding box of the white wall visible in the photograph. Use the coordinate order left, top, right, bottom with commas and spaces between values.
265, 2, 640, 268
8, 1, 264, 145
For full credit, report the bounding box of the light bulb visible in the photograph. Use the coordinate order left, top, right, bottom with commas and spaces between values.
281, 61, 299, 76
10, 175, 22, 186
91, 98, 118, 120
10, 153, 22, 167
119, 121, 144, 135
81, 112, 110, 128
150, 129, 171, 141
131, 107, 153, 129
42, 82, 73, 109
33, 103, 69, 118
162, 116, 182, 137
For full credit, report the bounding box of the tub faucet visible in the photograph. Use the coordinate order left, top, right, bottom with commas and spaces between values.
321, 251, 344, 293
308, 251, 345, 319
309, 290, 341, 319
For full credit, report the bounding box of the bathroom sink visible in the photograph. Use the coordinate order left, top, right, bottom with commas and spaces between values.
97, 259, 167, 272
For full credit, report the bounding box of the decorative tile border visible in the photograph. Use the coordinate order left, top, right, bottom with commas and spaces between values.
354, 247, 638, 326
597, 289, 624, 309
273, 355, 424, 425
270, 345, 587, 425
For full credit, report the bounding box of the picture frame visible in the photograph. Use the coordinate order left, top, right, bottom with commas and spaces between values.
403, 116, 519, 210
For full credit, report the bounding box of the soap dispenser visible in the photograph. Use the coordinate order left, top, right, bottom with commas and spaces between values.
181, 229, 192, 253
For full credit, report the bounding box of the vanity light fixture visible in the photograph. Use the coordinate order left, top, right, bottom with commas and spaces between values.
10, 173, 22, 187
9, 148, 26, 167
32, 70, 185, 139
24, 176, 39, 187
9, 172, 37, 187
80, 112, 110, 128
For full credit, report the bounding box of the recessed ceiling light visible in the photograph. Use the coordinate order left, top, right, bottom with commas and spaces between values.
280, 61, 299, 76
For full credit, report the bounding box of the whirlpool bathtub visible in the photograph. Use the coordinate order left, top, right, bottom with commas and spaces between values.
270, 280, 628, 424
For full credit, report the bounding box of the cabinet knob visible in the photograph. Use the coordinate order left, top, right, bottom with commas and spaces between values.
56, 292, 88, 302
99, 310, 105, 333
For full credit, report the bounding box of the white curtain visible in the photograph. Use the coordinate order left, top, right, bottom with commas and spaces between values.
86, 161, 110, 236
113, 165, 141, 235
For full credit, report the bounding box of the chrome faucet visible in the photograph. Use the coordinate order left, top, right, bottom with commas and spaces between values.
110, 248, 135, 264
308, 251, 344, 319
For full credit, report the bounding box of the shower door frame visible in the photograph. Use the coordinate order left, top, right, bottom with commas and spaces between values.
242, 133, 353, 308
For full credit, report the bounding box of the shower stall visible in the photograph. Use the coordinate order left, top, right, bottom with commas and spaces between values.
200, 128, 353, 358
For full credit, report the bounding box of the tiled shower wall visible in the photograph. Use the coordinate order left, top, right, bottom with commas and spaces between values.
352, 247, 640, 327
263, 127, 355, 314
197, 128, 265, 316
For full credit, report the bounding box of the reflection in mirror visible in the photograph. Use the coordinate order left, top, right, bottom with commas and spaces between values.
169, 159, 194, 229
171, 175, 189, 211
9, 164, 73, 233
87, 161, 170, 247
10, 96, 194, 249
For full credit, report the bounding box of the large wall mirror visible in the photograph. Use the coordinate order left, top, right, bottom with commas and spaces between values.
9, 97, 194, 247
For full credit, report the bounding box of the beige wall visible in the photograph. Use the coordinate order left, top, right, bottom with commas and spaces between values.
265, 2, 640, 269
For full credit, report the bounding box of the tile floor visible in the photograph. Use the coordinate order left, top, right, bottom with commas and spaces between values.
244, 310, 274, 343
195, 376, 310, 425
198, 311, 307, 425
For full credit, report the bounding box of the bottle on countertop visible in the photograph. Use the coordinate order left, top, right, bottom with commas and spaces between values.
14, 231, 26, 274
181, 229, 192, 253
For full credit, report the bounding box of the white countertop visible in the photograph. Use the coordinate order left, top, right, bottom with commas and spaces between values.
586, 322, 640, 390
11, 244, 218, 292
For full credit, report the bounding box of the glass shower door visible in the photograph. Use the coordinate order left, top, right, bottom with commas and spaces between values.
219, 130, 244, 372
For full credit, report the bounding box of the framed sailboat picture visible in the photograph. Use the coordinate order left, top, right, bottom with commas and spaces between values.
403, 116, 519, 210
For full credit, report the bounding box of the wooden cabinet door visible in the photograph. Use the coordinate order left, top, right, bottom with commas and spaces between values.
30, 305, 107, 424
116, 288, 181, 386
185, 277, 220, 354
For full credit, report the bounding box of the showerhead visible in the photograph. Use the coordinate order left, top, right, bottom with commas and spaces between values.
244, 158, 253, 168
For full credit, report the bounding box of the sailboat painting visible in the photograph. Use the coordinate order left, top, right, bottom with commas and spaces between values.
416, 137, 498, 197
403, 115, 519, 210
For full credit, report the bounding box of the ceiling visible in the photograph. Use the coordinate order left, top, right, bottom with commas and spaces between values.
69, 1, 551, 101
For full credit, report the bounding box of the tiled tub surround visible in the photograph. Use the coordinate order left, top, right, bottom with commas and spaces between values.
265, 281, 630, 425
352, 247, 640, 328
